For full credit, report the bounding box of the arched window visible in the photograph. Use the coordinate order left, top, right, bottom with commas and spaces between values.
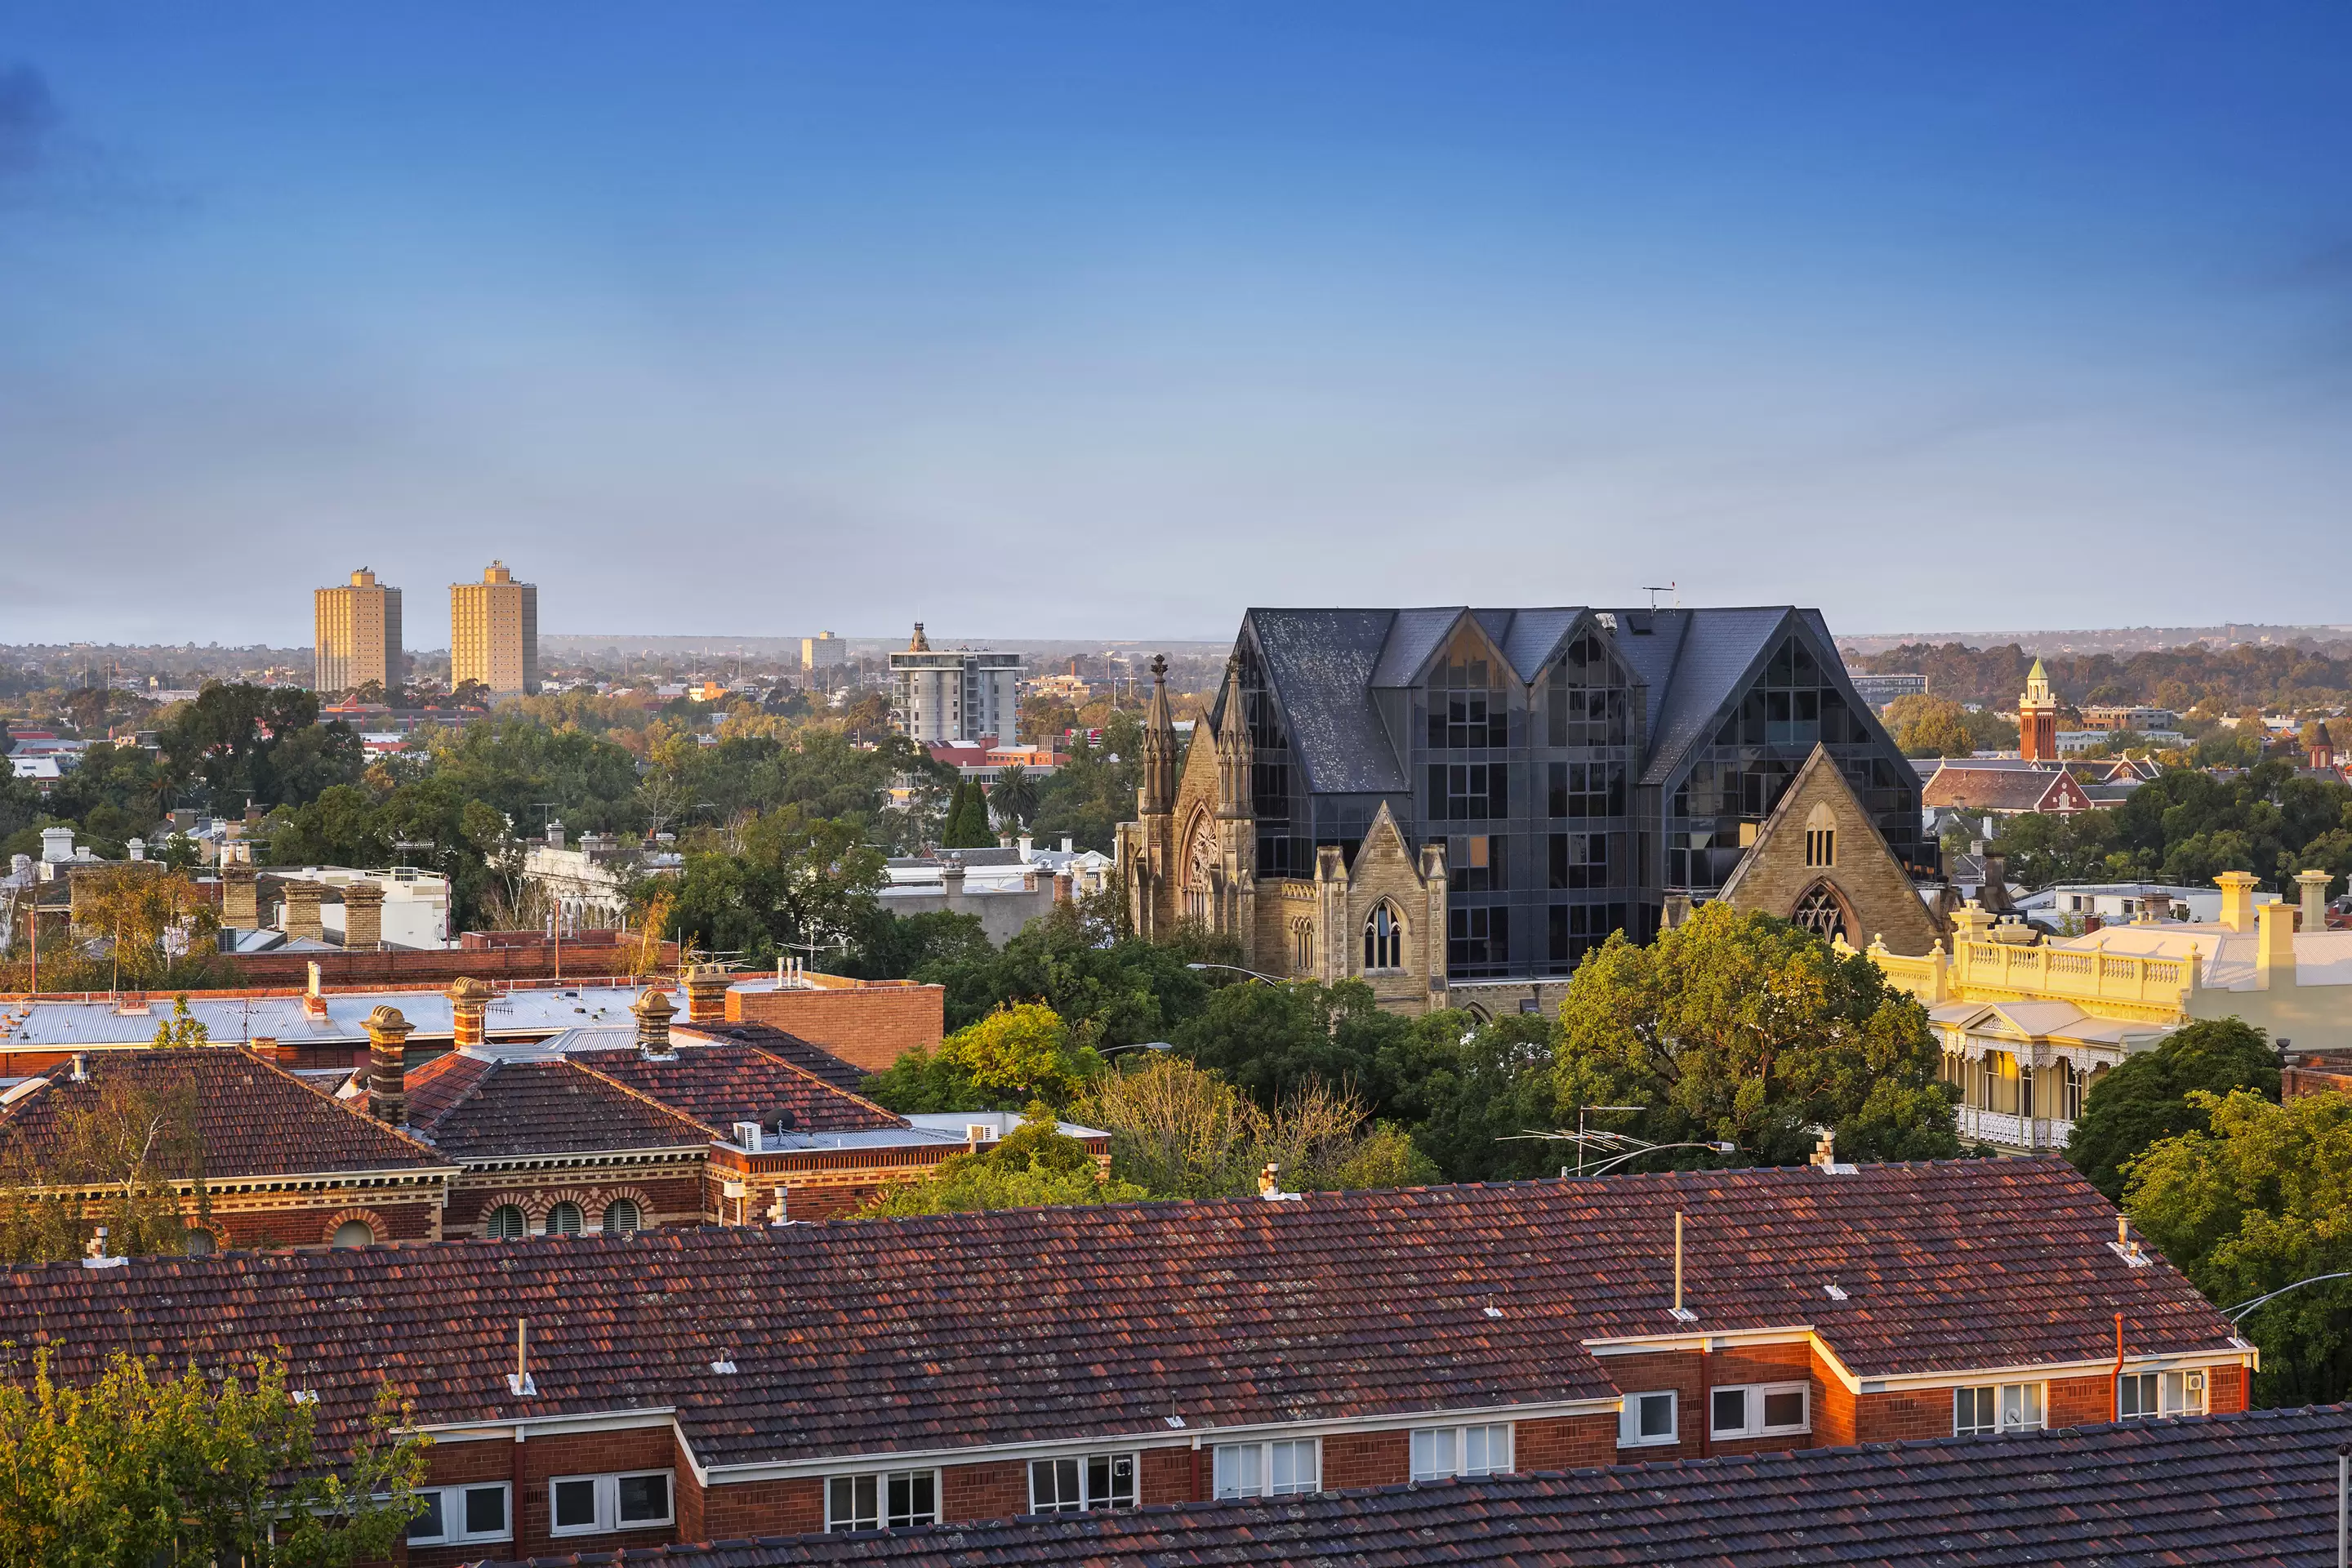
1184, 820, 1218, 925
1290, 920, 1314, 974
546, 1201, 584, 1236
1792, 883, 1848, 942
1803, 804, 1837, 868
183, 1227, 216, 1257
332, 1220, 374, 1250
602, 1198, 642, 1236
485, 1205, 527, 1241
1363, 903, 1404, 972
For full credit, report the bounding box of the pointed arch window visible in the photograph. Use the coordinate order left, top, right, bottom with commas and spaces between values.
1792, 882, 1849, 944
1364, 903, 1405, 973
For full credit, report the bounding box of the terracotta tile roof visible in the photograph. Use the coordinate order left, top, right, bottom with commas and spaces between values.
670, 1022, 870, 1094
1922, 765, 2087, 813
0, 1048, 447, 1179
404, 1057, 712, 1159
480, 1404, 2352, 1567
0, 1161, 2238, 1477
571, 1045, 904, 1134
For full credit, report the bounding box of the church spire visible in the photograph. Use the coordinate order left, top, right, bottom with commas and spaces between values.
1214, 653, 1253, 817
1138, 654, 1178, 815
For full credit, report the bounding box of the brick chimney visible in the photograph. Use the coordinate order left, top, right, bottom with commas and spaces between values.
283, 880, 324, 942
631, 987, 676, 1055
341, 882, 385, 950
220, 863, 259, 927
303, 960, 329, 1020
681, 962, 731, 1024
363, 1005, 414, 1125
447, 977, 496, 1050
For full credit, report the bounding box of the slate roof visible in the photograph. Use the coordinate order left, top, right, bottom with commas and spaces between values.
478, 1404, 2352, 1568
569, 1045, 903, 1134
0, 1048, 447, 1178
0, 1160, 2238, 1474
1238, 605, 1877, 803
670, 1022, 871, 1094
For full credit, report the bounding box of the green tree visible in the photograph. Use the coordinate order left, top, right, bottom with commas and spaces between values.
1031, 711, 1146, 853
862, 1002, 1107, 1112
913, 898, 1234, 1047
150, 996, 207, 1049
939, 778, 995, 849
1071, 1055, 1437, 1199
1174, 978, 1415, 1111
987, 764, 1040, 833
2127, 1089, 2352, 1405
2064, 1017, 2278, 1200
1553, 902, 1959, 1166
854, 1104, 1147, 1217
1373, 1010, 1570, 1183
0, 1349, 428, 1568
843, 907, 994, 982
1885, 694, 1977, 759
0, 1070, 210, 1263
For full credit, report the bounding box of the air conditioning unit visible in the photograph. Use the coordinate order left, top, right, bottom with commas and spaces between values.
733, 1120, 764, 1149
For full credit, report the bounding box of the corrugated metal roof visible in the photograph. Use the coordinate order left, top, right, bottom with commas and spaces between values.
0, 986, 653, 1048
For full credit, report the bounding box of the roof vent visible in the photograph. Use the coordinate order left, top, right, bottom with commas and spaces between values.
2109, 1216, 2152, 1267
710, 1356, 738, 1375
1824, 1283, 1850, 1301
69, 1054, 87, 1083
1625, 610, 1654, 634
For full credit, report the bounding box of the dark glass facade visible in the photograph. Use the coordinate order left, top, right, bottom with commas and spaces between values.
1227, 608, 1929, 986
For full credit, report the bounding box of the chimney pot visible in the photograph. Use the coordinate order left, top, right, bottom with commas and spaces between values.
363, 1005, 416, 1125
681, 963, 731, 1024
631, 986, 677, 1055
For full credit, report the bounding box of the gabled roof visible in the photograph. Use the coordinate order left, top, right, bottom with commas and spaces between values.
1597, 605, 1800, 788
1922, 766, 2087, 813
475, 1405, 2352, 1568
0, 1048, 448, 1179
571, 1044, 904, 1134
0, 1160, 2237, 1474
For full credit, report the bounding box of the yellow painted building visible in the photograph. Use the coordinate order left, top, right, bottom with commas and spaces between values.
313, 568, 403, 696
1859, 869, 2349, 1151
450, 560, 539, 696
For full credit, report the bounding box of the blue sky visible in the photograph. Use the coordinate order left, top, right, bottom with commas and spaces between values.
2, 4, 2347, 648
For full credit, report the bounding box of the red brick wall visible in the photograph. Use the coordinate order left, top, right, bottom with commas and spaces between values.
1142, 1445, 1198, 1504
703, 1477, 824, 1539
1321, 1428, 1409, 1489
727, 983, 944, 1073
446, 1171, 707, 1235
212, 1196, 442, 1250
2208, 1363, 2247, 1414
403, 1425, 683, 1561
1600, 1350, 1707, 1462
942, 1459, 1031, 1523
778, 1180, 890, 1221
1514, 1413, 1615, 1471
1854, 1387, 1953, 1443
2049, 1372, 2115, 1427
1812, 1356, 1857, 1448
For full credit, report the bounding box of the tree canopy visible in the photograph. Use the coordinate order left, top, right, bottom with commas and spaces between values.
853, 1105, 1147, 1218
1984, 763, 2352, 896
1552, 902, 1960, 1165
2064, 1017, 2278, 1200
861, 1003, 1107, 1112
2127, 1089, 2352, 1405
0, 1350, 427, 1568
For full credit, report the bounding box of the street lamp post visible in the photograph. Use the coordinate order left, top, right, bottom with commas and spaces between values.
1184, 962, 1289, 985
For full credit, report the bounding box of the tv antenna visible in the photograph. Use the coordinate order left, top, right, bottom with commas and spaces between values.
1642, 583, 1677, 612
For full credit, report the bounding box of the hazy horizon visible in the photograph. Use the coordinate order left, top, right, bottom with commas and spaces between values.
5, 5, 2348, 647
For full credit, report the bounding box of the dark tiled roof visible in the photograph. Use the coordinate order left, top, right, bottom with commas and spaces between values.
1602, 605, 1790, 788
570, 1044, 904, 1134
0, 1161, 2238, 1475
670, 1022, 870, 1094
481, 1404, 2352, 1567
0, 1048, 446, 1178
406, 1057, 711, 1159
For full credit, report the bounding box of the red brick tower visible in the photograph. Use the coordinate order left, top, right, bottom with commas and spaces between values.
2019, 659, 2058, 763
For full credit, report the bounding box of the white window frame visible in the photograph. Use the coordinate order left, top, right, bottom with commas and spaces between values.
404, 1481, 513, 1547
1211, 1437, 1321, 1499
1027, 1450, 1138, 1513
1409, 1423, 1512, 1481
824, 1468, 940, 1532
1618, 1390, 1678, 1448
546, 1468, 675, 1538
1708, 1381, 1811, 1440
1954, 1381, 2045, 1436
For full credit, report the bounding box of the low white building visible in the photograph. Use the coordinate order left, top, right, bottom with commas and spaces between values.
2017, 881, 2281, 929
272, 866, 453, 949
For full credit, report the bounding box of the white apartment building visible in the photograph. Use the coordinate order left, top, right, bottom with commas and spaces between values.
889, 622, 1019, 745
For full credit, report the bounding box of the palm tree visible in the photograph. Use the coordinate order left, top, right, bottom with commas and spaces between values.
988, 764, 1040, 833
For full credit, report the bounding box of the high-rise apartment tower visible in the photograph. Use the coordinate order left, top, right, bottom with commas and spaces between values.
450, 561, 539, 696
889, 622, 1018, 744
313, 568, 404, 696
